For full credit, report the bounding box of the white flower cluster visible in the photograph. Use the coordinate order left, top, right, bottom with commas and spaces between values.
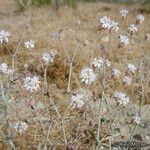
132, 115, 141, 124
69, 93, 84, 108
100, 16, 119, 32
42, 50, 57, 65
120, 9, 129, 18
0, 30, 10, 43
0, 63, 8, 74
114, 91, 130, 106
0, 63, 13, 76
91, 58, 110, 69
127, 63, 137, 73
14, 121, 28, 134
123, 76, 132, 85
23, 76, 40, 92
136, 15, 144, 24
118, 35, 129, 47
112, 69, 121, 78
80, 68, 96, 85
111, 20, 119, 32
128, 24, 138, 34
24, 40, 35, 49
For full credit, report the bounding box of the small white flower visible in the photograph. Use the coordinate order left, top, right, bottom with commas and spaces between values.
118, 35, 129, 46
110, 20, 119, 32
91, 58, 104, 69
127, 63, 137, 73
80, 68, 96, 84
132, 114, 141, 124
0, 63, 8, 74
100, 16, 112, 30
136, 15, 144, 24
112, 69, 121, 78
0, 63, 14, 78
14, 121, 28, 134
0, 30, 10, 43
114, 91, 130, 106
91, 58, 110, 69
23, 76, 40, 92
100, 16, 118, 32
123, 76, 132, 85
24, 40, 35, 49
69, 93, 84, 108
120, 9, 129, 18
42, 50, 57, 65
128, 24, 138, 34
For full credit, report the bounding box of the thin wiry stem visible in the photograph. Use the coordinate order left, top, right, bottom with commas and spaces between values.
44, 67, 48, 91
95, 86, 105, 150
61, 117, 68, 145
67, 60, 73, 93
43, 121, 53, 149
67, 41, 84, 93
67, 46, 78, 93
47, 93, 68, 145
109, 138, 112, 150
126, 48, 145, 150
11, 56, 15, 82
95, 45, 106, 150
0, 78, 8, 126
29, 94, 52, 146
3, 33, 25, 83
138, 58, 145, 115
0, 78, 16, 149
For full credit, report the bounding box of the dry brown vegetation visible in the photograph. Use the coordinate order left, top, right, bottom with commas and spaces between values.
0, 1, 150, 150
